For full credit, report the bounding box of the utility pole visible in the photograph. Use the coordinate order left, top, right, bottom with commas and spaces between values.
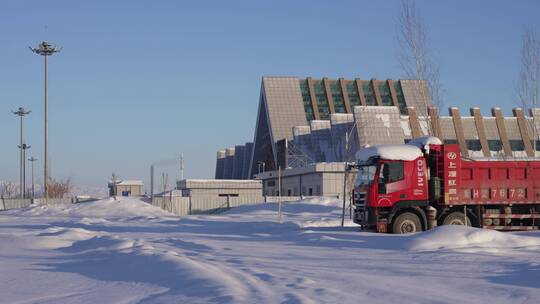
28, 157, 37, 199
342, 122, 358, 226
12, 107, 31, 198
150, 164, 155, 202
278, 166, 282, 223
111, 173, 117, 199
30, 41, 61, 201
180, 153, 184, 181
18, 144, 31, 198
162, 172, 168, 193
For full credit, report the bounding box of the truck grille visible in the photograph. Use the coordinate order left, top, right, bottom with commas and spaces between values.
354, 191, 367, 208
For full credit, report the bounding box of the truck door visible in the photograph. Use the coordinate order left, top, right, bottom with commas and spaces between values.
375, 161, 408, 207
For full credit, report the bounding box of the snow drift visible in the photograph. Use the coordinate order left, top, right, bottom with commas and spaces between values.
407, 225, 540, 252
1, 197, 540, 303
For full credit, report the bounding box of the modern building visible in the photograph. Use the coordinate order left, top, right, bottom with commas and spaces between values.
108, 180, 144, 197
256, 162, 356, 198
215, 143, 254, 180
216, 76, 540, 180
216, 76, 432, 179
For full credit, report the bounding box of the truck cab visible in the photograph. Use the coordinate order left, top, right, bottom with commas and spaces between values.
354, 145, 430, 232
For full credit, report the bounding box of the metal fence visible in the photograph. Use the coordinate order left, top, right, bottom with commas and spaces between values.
0, 198, 32, 211
0, 197, 97, 211
147, 195, 305, 216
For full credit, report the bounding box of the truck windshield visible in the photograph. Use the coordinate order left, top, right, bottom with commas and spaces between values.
355, 165, 376, 186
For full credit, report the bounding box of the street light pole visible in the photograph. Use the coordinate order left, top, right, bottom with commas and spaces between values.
18, 144, 31, 198
30, 41, 61, 201
28, 157, 38, 199
12, 107, 31, 198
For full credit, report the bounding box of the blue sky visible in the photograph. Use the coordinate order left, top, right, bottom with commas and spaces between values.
0, 0, 539, 189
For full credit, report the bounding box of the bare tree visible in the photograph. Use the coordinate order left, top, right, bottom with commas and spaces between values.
516, 26, 540, 148
47, 177, 72, 198
396, 0, 443, 131
1, 181, 18, 199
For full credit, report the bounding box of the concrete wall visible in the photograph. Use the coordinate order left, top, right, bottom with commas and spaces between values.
150, 195, 303, 216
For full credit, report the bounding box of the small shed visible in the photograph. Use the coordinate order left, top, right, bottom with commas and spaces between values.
108, 180, 144, 197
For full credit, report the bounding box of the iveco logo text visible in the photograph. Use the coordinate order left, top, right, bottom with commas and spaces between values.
417, 159, 425, 187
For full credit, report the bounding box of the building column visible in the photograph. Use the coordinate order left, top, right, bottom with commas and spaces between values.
339, 78, 352, 113
491, 107, 512, 156
470, 107, 490, 157
355, 79, 367, 106
307, 77, 321, 120
513, 108, 534, 157
407, 107, 422, 138
449, 107, 469, 157
371, 78, 382, 106
387, 79, 399, 107
428, 107, 442, 139
323, 77, 336, 114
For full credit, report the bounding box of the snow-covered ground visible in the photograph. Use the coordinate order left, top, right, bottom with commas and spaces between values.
1, 197, 540, 304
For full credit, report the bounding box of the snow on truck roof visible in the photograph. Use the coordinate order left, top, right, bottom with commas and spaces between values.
355, 136, 443, 163
407, 136, 443, 150
355, 144, 423, 163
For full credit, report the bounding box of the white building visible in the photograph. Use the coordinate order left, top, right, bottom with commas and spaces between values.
108, 180, 144, 197
255, 162, 356, 198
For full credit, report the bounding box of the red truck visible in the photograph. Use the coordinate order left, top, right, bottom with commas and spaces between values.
352, 137, 540, 233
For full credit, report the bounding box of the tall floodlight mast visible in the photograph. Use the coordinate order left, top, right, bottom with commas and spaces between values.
30, 41, 61, 201
28, 157, 38, 199
18, 144, 31, 198
12, 107, 31, 198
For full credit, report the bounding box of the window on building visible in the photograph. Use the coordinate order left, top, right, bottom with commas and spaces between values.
466, 140, 482, 151
530, 140, 540, 151
488, 140, 502, 151
362, 82, 376, 106
300, 80, 315, 121
510, 140, 525, 151
394, 82, 408, 114
330, 81, 346, 113
267, 180, 276, 187
377, 82, 393, 107
314, 81, 330, 119
347, 82, 361, 107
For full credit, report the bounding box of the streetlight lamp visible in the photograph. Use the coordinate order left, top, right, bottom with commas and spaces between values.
30, 41, 61, 200
18, 144, 31, 198
28, 157, 38, 199
12, 107, 31, 198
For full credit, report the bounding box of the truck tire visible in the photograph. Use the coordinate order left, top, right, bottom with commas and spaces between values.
442, 212, 471, 226
392, 212, 422, 234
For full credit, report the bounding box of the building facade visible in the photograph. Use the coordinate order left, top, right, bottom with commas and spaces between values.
216, 76, 540, 180
256, 162, 356, 198
108, 180, 144, 197
216, 76, 432, 179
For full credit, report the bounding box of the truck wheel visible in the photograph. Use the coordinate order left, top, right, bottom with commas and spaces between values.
392, 212, 422, 234
443, 212, 471, 226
